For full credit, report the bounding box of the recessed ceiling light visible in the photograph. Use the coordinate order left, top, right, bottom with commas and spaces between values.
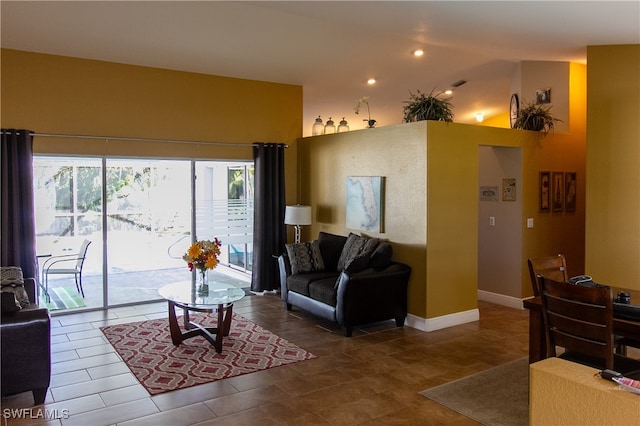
444, 89, 453, 95
367, 78, 376, 85
413, 49, 424, 57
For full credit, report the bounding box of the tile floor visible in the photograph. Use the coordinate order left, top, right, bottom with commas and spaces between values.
2, 296, 532, 425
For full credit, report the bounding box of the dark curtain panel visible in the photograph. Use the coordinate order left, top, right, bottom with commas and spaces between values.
1, 129, 37, 279
251, 143, 286, 293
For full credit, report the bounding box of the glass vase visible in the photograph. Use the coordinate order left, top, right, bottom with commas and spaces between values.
198, 270, 209, 295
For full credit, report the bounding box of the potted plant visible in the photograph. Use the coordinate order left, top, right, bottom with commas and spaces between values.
513, 101, 563, 134
354, 96, 376, 128
403, 89, 454, 123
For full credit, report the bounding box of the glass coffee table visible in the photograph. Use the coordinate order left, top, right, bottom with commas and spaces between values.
158, 281, 245, 353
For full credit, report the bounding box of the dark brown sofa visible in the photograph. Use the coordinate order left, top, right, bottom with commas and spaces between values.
278, 232, 412, 336
1, 277, 51, 405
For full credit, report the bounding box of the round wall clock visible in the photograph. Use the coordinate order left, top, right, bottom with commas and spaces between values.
509, 93, 519, 128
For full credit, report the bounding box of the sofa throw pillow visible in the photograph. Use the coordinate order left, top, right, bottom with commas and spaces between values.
370, 243, 393, 269
0, 266, 30, 308
286, 240, 326, 275
344, 254, 372, 274
317, 232, 348, 272
1, 291, 21, 314
337, 233, 379, 272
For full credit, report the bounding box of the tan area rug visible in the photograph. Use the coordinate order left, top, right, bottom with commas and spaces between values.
419, 357, 529, 426
101, 313, 316, 395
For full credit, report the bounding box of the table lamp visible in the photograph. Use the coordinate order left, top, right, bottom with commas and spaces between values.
284, 205, 312, 243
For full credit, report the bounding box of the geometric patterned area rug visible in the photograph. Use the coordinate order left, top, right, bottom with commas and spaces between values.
40, 286, 86, 311
100, 313, 317, 395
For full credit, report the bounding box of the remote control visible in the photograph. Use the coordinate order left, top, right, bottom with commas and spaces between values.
600, 369, 623, 381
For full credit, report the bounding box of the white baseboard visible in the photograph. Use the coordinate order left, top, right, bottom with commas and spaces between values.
405, 290, 529, 333
406, 308, 480, 332
477, 289, 528, 310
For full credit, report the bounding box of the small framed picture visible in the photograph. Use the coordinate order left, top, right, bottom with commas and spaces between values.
552, 172, 564, 212
565, 172, 576, 212
539, 172, 550, 212
536, 88, 551, 104
480, 186, 499, 202
502, 178, 516, 201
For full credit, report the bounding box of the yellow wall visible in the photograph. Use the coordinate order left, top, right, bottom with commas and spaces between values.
296, 63, 586, 322
519, 62, 588, 294
530, 358, 640, 425
586, 45, 640, 291
481, 111, 509, 128
299, 112, 586, 320
298, 123, 428, 316
1, 48, 303, 202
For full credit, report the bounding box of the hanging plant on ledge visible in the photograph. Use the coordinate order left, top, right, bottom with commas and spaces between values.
512, 101, 563, 134
403, 89, 454, 123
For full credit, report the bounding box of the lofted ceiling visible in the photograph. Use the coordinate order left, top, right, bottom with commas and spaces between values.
1, 1, 639, 135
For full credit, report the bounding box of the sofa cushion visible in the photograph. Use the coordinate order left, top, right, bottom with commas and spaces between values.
0, 266, 30, 308
370, 243, 393, 269
308, 278, 338, 306
317, 232, 348, 272
337, 233, 379, 271
286, 240, 325, 275
287, 271, 340, 297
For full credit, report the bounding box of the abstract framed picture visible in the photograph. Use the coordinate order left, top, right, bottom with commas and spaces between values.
565, 172, 577, 212
346, 176, 385, 233
539, 171, 550, 212
552, 172, 564, 212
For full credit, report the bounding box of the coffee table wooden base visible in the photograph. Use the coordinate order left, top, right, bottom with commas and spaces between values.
167, 300, 234, 353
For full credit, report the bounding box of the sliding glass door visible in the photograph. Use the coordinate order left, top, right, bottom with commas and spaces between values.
195, 162, 254, 275
105, 159, 192, 306
33, 157, 104, 309
33, 156, 253, 311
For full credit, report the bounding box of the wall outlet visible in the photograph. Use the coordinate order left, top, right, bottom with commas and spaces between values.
489, 216, 495, 227
527, 218, 534, 228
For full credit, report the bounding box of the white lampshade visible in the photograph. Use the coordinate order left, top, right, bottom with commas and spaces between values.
284, 205, 312, 226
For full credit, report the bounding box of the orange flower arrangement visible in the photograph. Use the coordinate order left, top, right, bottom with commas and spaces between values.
183, 238, 222, 274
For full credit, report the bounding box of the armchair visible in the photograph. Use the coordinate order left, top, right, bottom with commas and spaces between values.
1, 276, 51, 405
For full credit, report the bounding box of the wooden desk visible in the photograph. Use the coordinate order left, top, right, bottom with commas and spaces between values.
523, 287, 640, 364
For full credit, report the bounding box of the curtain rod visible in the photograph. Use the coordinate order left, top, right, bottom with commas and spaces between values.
21, 131, 288, 148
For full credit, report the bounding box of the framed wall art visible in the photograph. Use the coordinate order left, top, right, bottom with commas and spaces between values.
502, 178, 516, 201
346, 176, 385, 232
539, 171, 550, 212
565, 172, 576, 212
552, 172, 564, 212
480, 186, 499, 202
536, 88, 551, 104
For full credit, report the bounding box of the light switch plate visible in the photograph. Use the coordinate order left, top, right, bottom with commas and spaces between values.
527, 218, 534, 228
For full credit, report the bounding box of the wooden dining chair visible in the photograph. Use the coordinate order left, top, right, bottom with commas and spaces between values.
527, 255, 568, 297
538, 275, 640, 377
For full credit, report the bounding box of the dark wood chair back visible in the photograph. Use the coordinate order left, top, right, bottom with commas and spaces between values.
527, 255, 568, 297
538, 275, 614, 370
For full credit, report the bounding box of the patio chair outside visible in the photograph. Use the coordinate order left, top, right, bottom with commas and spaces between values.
42, 239, 92, 301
